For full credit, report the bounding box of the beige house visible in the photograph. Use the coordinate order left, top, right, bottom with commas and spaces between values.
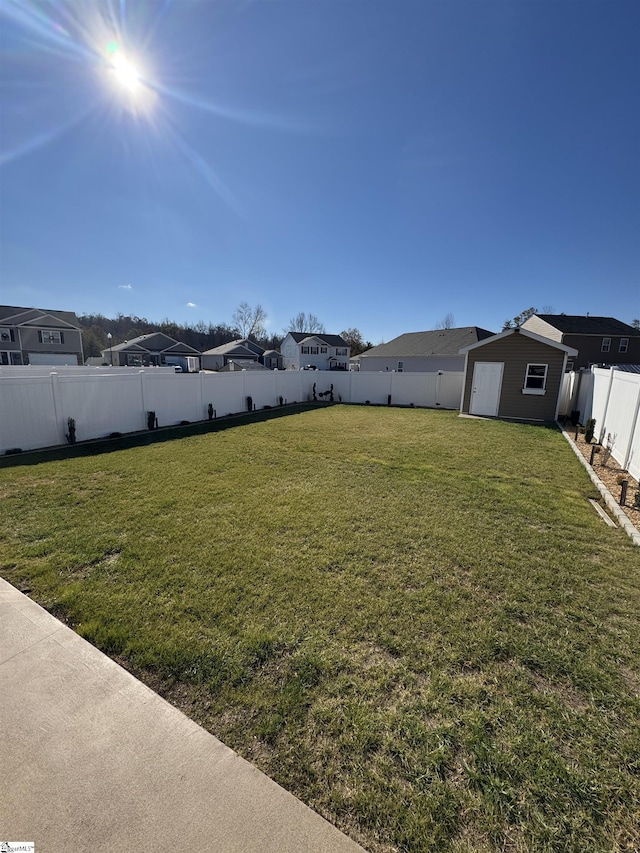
459, 328, 577, 422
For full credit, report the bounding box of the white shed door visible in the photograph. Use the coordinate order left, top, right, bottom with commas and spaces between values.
470, 362, 503, 416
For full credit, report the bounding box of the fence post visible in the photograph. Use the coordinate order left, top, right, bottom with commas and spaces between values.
623, 383, 640, 473
50, 371, 63, 443
598, 367, 617, 444
139, 370, 147, 429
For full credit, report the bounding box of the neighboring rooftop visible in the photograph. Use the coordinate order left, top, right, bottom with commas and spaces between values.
0, 305, 80, 327
287, 332, 349, 347
529, 315, 640, 336
358, 327, 495, 359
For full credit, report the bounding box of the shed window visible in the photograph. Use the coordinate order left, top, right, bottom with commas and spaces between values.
523, 363, 547, 394
601, 337, 611, 353
397, 361, 404, 372
619, 338, 629, 353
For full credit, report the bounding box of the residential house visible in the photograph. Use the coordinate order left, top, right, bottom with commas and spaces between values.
520, 315, 640, 371
353, 327, 495, 373
102, 332, 201, 371
201, 339, 264, 371
280, 333, 350, 370
459, 327, 577, 422
0, 305, 84, 366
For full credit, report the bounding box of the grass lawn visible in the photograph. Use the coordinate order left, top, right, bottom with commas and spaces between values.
2, 406, 639, 852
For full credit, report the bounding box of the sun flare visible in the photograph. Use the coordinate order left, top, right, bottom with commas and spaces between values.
111, 53, 141, 93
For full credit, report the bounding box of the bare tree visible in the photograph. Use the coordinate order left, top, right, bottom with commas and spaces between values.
435, 313, 455, 330
287, 312, 326, 334
232, 302, 267, 340
632, 319, 640, 330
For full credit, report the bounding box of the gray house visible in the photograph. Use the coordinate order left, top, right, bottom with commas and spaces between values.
521, 315, 640, 371
201, 339, 263, 371
353, 327, 494, 372
0, 305, 84, 366
459, 327, 578, 421
102, 332, 201, 370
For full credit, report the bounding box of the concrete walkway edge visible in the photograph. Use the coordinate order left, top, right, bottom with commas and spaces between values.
0, 577, 367, 852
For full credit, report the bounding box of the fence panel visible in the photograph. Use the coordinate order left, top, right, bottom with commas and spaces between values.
55, 373, 147, 441
202, 373, 246, 417
0, 376, 60, 451
141, 373, 203, 426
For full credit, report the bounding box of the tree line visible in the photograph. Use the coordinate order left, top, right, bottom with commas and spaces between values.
78, 304, 372, 358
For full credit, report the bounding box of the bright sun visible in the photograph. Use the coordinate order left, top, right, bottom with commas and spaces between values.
105, 41, 143, 97
111, 53, 140, 92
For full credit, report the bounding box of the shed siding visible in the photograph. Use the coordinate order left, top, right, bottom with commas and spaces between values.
463, 335, 565, 421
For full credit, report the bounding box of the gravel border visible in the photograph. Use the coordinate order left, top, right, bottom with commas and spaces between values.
560, 426, 640, 548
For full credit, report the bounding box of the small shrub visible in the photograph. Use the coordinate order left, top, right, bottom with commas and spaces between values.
180, 420, 191, 425
585, 418, 596, 444
108, 432, 123, 439
633, 490, 640, 510
4, 447, 23, 455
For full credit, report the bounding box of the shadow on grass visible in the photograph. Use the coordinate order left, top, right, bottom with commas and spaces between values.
0, 403, 334, 469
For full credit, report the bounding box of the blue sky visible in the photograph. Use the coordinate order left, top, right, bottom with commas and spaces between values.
1, 0, 638, 343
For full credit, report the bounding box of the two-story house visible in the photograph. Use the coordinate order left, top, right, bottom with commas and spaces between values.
0, 305, 84, 366
280, 333, 350, 370
520, 315, 640, 370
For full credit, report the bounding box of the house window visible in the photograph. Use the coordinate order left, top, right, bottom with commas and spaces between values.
566, 360, 574, 372
0, 329, 15, 343
523, 363, 547, 394
619, 338, 629, 353
310, 346, 319, 355
301, 346, 310, 355
397, 361, 404, 372
336, 348, 347, 356
601, 337, 611, 353
320, 347, 327, 353
38, 330, 64, 345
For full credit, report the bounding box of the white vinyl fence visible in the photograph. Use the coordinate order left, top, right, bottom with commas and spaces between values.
564, 367, 640, 482
0, 368, 464, 454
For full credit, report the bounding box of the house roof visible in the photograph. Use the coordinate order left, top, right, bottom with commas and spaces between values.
531, 315, 640, 336
202, 340, 261, 357
0, 305, 81, 329
359, 327, 495, 359
287, 332, 348, 347
459, 327, 578, 355
107, 333, 200, 355
262, 349, 281, 357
